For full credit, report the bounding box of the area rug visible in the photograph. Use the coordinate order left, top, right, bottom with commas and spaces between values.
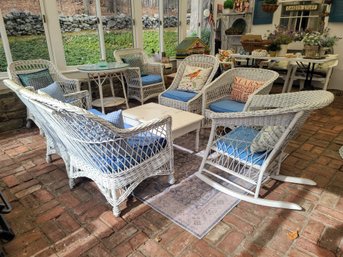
134, 147, 255, 239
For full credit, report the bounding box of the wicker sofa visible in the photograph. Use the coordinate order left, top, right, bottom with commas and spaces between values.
4, 79, 174, 217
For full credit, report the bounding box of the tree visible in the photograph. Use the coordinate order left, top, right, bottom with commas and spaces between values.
83, 0, 90, 15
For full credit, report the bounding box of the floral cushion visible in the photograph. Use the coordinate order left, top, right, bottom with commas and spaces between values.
177, 65, 212, 92
230, 76, 264, 103
218, 49, 234, 62
250, 126, 286, 153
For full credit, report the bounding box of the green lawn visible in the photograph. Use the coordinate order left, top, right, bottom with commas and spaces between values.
0, 29, 178, 72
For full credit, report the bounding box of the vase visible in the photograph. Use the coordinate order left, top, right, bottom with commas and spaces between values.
223, 8, 233, 14
278, 44, 288, 56
304, 45, 319, 58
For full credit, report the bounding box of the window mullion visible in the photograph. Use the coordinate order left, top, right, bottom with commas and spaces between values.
96, 0, 106, 60
159, 0, 164, 53
0, 10, 12, 66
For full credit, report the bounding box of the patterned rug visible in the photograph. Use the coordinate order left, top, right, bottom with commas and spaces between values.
134, 147, 251, 239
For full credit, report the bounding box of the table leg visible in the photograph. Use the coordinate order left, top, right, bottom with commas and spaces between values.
307, 63, 316, 90
109, 75, 115, 97
87, 74, 92, 102
120, 72, 129, 109
98, 74, 105, 114
195, 126, 200, 152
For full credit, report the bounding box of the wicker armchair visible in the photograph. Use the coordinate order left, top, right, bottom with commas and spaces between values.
197, 90, 334, 210
158, 54, 219, 114
114, 48, 165, 104
7, 59, 86, 128
16, 84, 174, 217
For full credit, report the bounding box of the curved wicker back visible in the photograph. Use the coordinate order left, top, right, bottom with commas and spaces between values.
7, 59, 79, 93
114, 48, 150, 65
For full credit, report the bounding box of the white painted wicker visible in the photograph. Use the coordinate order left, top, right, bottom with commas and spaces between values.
114, 48, 165, 104
197, 90, 334, 210
7, 59, 84, 128
13, 83, 174, 217
202, 68, 279, 127
158, 54, 219, 114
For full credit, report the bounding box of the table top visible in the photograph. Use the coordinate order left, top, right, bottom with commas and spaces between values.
77, 62, 129, 72
122, 103, 204, 132
231, 54, 337, 64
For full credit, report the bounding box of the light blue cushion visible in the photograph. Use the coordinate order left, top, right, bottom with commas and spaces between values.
88, 109, 124, 129
161, 90, 197, 102
141, 74, 162, 86
216, 127, 268, 166
39, 82, 66, 102
18, 68, 54, 90
209, 99, 245, 113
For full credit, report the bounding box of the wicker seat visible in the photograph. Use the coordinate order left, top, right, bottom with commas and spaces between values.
197, 90, 334, 210
5, 79, 174, 217
114, 48, 165, 104
158, 54, 219, 115
7, 59, 85, 128
202, 68, 279, 126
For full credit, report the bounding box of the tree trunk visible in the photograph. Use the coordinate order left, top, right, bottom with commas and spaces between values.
83, 0, 90, 15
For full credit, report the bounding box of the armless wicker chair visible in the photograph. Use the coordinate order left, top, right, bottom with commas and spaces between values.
114, 48, 165, 104
17, 85, 174, 217
7, 59, 84, 128
159, 54, 219, 114
197, 90, 334, 210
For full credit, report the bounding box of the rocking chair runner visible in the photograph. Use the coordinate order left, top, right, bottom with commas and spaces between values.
197, 91, 334, 210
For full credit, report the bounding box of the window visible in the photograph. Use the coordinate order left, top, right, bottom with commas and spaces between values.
2, 4, 50, 64
0, 34, 7, 72
142, 0, 161, 56
103, 0, 134, 62
56, 0, 100, 65
163, 0, 179, 57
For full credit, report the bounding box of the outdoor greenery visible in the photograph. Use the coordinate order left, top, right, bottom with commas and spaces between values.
0, 29, 178, 72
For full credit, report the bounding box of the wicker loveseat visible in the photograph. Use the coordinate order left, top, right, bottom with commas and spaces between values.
4, 79, 174, 217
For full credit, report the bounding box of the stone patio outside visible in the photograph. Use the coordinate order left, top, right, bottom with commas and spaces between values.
0, 92, 342, 257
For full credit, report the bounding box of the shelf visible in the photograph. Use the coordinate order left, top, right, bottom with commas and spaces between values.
226, 34, 244, 37
220, 12, 252, 16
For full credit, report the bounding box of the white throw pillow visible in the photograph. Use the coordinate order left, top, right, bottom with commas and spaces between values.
177, 65, 212, 92
250, 126, 286, 153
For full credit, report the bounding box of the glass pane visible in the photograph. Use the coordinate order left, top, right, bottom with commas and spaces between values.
2, 7, 49, 63
103, 0, 134, 62
142, 0, 160, 56
0, 34, 7, 72
187, 0, 198, 36
57, 0, 100, 65
200, 0, 211, 46
163, 0, 179, 57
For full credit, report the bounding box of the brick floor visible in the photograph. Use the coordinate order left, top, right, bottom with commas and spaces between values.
0, 91, 343, 257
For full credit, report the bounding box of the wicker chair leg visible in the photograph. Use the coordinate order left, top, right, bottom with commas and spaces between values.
112, 206, 121, 217
46, 155, 52, 164
168, 174, 175, 184
69, 178, 75, 189
26, 120, 32, 129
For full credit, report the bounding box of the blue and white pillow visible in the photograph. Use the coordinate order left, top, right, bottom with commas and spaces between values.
39, 82, 66, 102
89, 109, 124, 129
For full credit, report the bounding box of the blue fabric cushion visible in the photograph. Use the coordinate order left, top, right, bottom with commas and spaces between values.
18, 68, 54, 90
209, 99, 245, 113
141, 74, 162, 86
161, 90, 197, 102
88, 109, 124, 129
216, 126, 268, 166
39, 82, 66, 102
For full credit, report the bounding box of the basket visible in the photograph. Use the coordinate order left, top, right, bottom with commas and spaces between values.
240, 40, 272, 53
262, 4, 279, 13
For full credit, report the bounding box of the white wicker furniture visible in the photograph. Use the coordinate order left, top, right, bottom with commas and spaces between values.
123, 103, 204, 151
114, 48, 165, 104
202, 68, 279, 126
197, 90, 334, 210
15, 85, 174, 217
7, 59, 83, 128
158, 54, 219, 114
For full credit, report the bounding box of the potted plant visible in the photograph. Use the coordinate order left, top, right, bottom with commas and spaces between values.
223, 0, 234, 14
319, 28, 341, 56
302, 31, 322, 58
262, 0, 279, 13
268, 26, 294, 56
267, 42, 281, 57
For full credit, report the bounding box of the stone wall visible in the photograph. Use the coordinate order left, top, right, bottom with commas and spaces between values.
4, 11, 180, 36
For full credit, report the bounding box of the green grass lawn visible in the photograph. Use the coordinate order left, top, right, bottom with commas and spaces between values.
0, 29, 178, 72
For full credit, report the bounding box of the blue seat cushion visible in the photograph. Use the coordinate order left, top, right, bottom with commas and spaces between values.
209, 99, 245, 113
39, 82, 66, 102
162, 90, 197, 102
141, 74, 162, 86
216, 126, 268, 166
18, 68, 54, 90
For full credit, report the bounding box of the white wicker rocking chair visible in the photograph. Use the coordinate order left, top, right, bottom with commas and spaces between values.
197, 91, 334, 210
114, 48, 165, 104
20, 88, 174, 217
7, 59, 84, 128
158, 54, 219, 114
202, 68, 279, 126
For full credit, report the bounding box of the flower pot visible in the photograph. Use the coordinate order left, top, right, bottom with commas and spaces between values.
269, 51, 277, 57
304, 45, 319, 58
277, 44, 288, 56
262, 4, 279, 13
223, 8, 233, 14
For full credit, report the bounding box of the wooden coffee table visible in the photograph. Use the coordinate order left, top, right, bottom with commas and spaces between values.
123, 103, 204, 151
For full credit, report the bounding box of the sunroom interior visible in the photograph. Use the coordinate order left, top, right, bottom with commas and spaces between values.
0, 0, 342, 256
